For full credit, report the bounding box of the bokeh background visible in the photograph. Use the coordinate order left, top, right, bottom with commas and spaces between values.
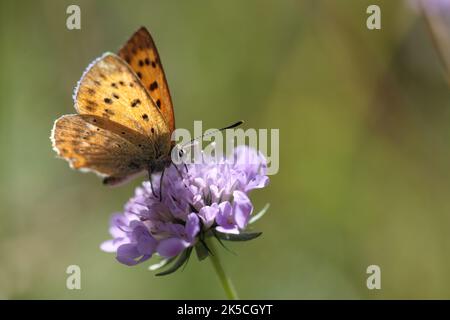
1, 0, 450, 299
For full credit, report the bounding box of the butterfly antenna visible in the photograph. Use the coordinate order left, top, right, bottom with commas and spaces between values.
221, 120, 244, 130
181, 120, 244, 149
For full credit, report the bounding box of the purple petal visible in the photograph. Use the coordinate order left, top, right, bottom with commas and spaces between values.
246, 175, 269, 192
135, 232, 157, 255
198, 205, 219, 229
157, 238, 189, 258
185, 213, 200, 242
209, 185, 221, 203
116, 243, 150, 266
232, 191, 253, 229
232, 146, 267, 174
108, 213, 130, 238
216, 201, 233, 228
216, 225, 240, 234
100, 240, 117, 253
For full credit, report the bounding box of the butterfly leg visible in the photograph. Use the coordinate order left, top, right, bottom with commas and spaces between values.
170, 162, 191, 192
148, 170, 158, 198
171, 162, 184, 179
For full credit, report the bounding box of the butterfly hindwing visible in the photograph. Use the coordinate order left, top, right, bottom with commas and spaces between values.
51, 114, 154, 182
118, 27, 175, 133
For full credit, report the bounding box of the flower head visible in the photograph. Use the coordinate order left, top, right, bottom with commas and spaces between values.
101, 145, 269, 271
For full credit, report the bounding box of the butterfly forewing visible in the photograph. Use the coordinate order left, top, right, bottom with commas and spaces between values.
74, 53, 171, 143
118, 27, 175, 133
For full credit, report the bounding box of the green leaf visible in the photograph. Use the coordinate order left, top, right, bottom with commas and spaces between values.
155, 247, 193, 276
214, 231, 263, 241
249, 203, 270, 224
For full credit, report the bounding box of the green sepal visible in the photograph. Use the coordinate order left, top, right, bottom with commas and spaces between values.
155, 247, 193, 276
148, 257, 175, 271
214, 230, 262, 241
195, 241, 210, 261
249, 203, 270, 224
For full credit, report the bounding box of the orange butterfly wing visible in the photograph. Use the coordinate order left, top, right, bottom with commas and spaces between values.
51, 114, 152, 178
118, 27, 175, 133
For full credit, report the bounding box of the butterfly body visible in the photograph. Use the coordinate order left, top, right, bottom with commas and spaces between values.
51, 27, 176, 186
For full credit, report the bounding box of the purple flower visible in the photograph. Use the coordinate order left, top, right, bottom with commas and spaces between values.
101, 145, 269, 268
409, 0, 450, 16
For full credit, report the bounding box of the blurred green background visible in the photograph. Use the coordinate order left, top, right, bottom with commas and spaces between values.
1, 0, 450, 299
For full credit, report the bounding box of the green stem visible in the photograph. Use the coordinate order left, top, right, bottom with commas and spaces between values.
205, 238, 239, 300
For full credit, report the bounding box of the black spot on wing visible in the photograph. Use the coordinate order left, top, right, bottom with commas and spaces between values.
131, 99, 141, 107
149, 81, 158, 91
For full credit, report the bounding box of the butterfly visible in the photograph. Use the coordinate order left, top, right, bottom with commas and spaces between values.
51, 27, 242, 194
51, 27, 176, 188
